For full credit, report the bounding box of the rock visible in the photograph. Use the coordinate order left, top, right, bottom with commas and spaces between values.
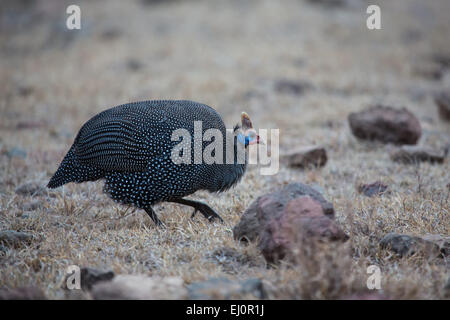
16, 120, 46, 130
421, 234, 450, 257
126, 58, 143, 71
0, 230, 35, 248
274, 79, 311, 95
15, 182, 47, 196
434, 91, 450, 122
233, 183, 335, 243
80, 267, 115, 291
445, 277, 450, 298
0, 287, 46, 300
390, 145, 445, 164
260, 196, 348, 263
90, 275, 187, 300
432, 53, 450, 70
233, 183, 347, 264
63, 267, 115, 291
207, 247, 256, 269
379, 233, 442, 258
348, 105, 421, 145
342, 292, 389, 300
187, 278, 265, 300
306, 0, 348, 8
22, 200, 42, 211
357, 181, 388, 197
283, 146, 327, 169
412, 63, 443, 81
7, 147, 27, 159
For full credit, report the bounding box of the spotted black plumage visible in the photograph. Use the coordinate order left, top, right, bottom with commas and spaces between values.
48, 100, 254, 225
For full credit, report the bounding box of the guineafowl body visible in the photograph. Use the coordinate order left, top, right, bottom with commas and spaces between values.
48, 100, 255, 225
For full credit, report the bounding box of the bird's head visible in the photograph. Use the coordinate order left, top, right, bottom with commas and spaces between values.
234, 112, 264, 147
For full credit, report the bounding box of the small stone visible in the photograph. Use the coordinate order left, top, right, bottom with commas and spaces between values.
341, 292, 389, 300
15, 182, 47, 196
379, 233, 441, 258
7, 147, 27, 159
0, 287, 46, 300
283, 146, 327, 169
16, 120, 46, 130
358, 181, 388, 197
90, 275, 187, 300
348, 105, 421, 145
274, 79, 311, 95
390, 145, 445, 164
126, 58, 143, 71
187, 277, 265, 300
434, 91, 450, 122
421, 234, 450, 257
62, 267, 115, 291
22, 200, 42, 211
0, 230, 35, 248
233, 183, 347, 264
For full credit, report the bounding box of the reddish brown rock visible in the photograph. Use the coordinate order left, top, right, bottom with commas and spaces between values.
261, 196, 348, 263
233, 183, 335, 243
348, 105, 421, 145
434, 91, 450, 122
283, 146, 327, 169
390, 145, 445, 164
233, 183, 347, 264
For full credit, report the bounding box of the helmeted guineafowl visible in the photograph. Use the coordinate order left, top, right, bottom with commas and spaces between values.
48, 100, 262, 226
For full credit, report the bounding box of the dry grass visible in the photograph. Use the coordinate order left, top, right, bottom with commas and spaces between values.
0, 0, 449, 299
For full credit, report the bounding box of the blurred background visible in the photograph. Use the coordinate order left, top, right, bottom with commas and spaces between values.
1, 0, 449, 138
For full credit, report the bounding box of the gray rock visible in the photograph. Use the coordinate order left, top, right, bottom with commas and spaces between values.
80, 267, 115, 291
187, 277, 265, 300
358, 181, 388, 197
22, 200, 42, 211
283, 146, 327, 169
379, 233, 442, 258
434, 91, 450, 122
91, 275, 187, 300
62, 267, 115, 291
274, 79, 311, 95
390, 145, 445, 164
0, 230, 35, 248
7, 147, 27, 159
0, 287, 46, 300
15, 182, 47, 196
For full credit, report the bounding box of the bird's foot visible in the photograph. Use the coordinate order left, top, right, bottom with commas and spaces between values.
190, 203, 223, 223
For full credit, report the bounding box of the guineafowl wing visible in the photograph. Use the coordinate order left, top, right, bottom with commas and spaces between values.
73, 103, 175, 172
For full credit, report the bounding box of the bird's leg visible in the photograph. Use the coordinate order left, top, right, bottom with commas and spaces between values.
168, 198, 224, 223
144, 207, 164, 227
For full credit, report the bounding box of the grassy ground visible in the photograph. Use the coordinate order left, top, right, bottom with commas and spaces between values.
0, 0, 449, 299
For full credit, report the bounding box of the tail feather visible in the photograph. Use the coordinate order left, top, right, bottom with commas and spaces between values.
48, 146, 105, 188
